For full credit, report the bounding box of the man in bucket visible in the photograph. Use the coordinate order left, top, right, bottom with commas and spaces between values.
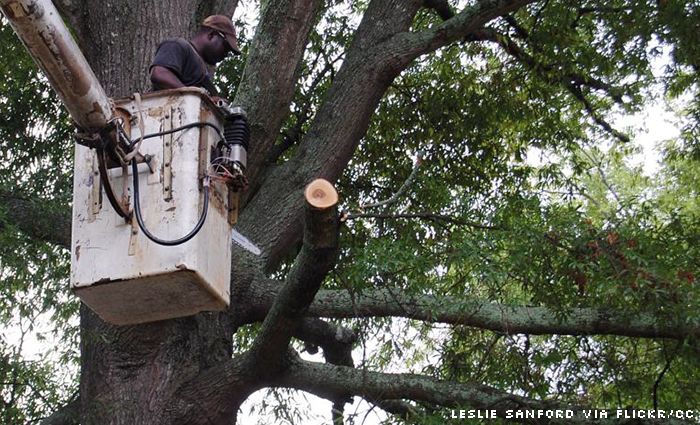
150, 15, 241, 103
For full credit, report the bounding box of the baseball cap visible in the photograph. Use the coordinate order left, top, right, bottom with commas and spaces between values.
203, 15, 241, 55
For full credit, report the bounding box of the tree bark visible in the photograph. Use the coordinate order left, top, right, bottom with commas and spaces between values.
14, 0, 693, 423
278, 353, 692, 425
247, 179, 339, 376
307, 288, 699, 340
241, 281, 700, 340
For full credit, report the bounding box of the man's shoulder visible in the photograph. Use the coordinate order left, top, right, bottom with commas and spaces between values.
157, 37, 191, 51
151, 38, 197, 73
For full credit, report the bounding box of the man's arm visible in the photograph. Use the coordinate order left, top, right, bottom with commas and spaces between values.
150, 65, 186, 90
151, 66, 226, 103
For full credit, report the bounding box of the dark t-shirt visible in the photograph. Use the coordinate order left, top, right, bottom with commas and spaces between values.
150, 38, 216, 93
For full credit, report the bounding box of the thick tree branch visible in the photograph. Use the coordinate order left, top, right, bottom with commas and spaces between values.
295, 317, 355, 368
393, 0, 540, 61
342, 212, 500, 230
247, 180, 339, 374
279, 355, 691, 425
236, 290, 357, 373
243, 0, 549, 272
0, 191, 71, 249
241, 0, 425, 271
371, 399, 422, 421
266, 53, 343, 165
231, 0, 328, 273
424, 0, 455, 21
306, 288, 698, 340
170, 183, 341, 423
241, 280, 699, 341
233, 0, 325, 201
298, 317, 356, 415
166, 355, 260, 425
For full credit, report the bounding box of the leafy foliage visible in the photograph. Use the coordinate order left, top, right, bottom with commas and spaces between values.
1, 0, 700, 423
326, 0, 700, 421
0, 16, 78, 423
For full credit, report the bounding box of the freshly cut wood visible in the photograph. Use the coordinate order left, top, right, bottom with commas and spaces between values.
304, 179, 338, 209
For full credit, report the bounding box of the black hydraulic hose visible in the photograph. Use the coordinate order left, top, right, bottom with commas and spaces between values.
131, 159, 209, 246
129, 122, 224, 147
96, 148, 131, 220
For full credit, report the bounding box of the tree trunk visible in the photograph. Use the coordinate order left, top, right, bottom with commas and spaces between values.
79, 308, 238, 424
69, 1, 243, 423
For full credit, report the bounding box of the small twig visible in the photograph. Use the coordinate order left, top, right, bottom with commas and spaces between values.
475, 334, 503, 379
578, 148, 622, 203
653, 340, 682, 409
541, 188, 602, 209
567, 83, 630, 143
359, 154, 423, 210
572, 7, 634, 29
267, 53, 344, 164
342, 212, 499, 230
332, 402, 345, 425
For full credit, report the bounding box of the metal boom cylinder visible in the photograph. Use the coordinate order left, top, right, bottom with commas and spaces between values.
0, 0, 112, 131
